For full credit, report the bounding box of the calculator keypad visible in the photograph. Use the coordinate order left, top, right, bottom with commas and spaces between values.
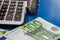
14, 2, 23, 21
6, 1, 16, 20
0, 0, 27, 25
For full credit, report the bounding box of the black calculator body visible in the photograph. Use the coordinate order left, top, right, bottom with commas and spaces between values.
0, 0, 27, 25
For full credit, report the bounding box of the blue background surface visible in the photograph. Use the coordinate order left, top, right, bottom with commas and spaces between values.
39, 0, 60, 27
25, 0, 60, 27
0, 0, 60, 30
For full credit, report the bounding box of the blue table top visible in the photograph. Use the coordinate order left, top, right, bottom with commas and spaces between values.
39, 0, 60, 27
0, 0, 60, 30
25, 0, 60, 27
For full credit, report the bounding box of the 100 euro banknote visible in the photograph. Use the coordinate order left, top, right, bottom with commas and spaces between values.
23, 17, 60, 40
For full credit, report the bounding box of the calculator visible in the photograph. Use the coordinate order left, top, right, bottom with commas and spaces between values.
0, 0, 27, 25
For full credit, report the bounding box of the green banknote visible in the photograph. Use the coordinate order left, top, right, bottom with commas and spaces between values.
22, 17, 60, 40
3, 17, 60, 40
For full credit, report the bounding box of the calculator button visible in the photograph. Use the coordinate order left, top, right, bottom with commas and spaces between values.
2, 5, 8, 9
17, 7, 21, 9
9, 9, 14, 12
8, 9, 14, 13
14, 13, 21, 21
17, 7, 22, 10
6, 13, 14, 20
1, 9, 7, 12
17, 7, 23, 10
3, 4, 8, 6
3, 2, 9, 5
14, 15, 21, 21
18, 5, 23, 7
10, 4, 16, 6
0, 16, 4, 20
10, 2, 16, 6
16, 10, 22, 13
0, 11, 5, 16
10, 5, 15, 9
18, 2, 24, 4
